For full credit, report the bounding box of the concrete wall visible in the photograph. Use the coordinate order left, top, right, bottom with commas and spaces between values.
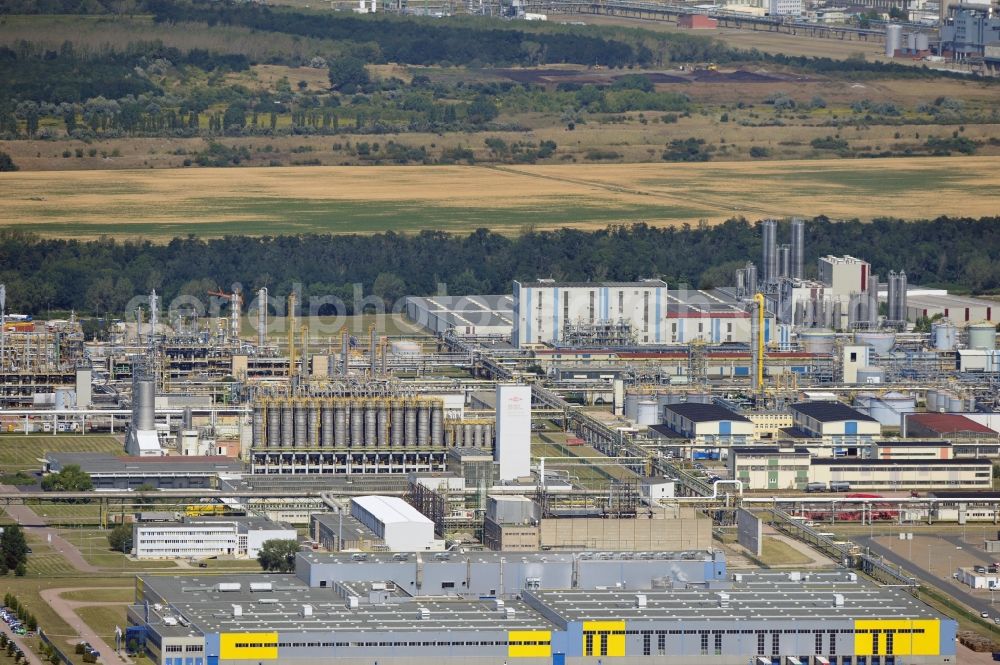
539, 515, 711, 552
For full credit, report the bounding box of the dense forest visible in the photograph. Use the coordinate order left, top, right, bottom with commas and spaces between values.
0, 217, 997, 317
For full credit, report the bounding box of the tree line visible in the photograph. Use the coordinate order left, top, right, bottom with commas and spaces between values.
0, 217, 998, 318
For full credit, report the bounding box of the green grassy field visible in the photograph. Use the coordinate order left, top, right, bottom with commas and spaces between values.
74, 606, 127, 647
0, 435, 122, 473
56, 530, 179, 570
58, 588, 134, 604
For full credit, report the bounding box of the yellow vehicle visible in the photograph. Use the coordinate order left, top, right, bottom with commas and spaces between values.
707, 63, 718, 71
185, 504, 225, 517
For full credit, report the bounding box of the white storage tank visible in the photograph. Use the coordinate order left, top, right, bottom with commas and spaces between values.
799, 329, 836, 355
856, 366, 884, 384
872, 391, 916, 427
968, 322, 997, 350
636, 400, 659, 426
925, 390, 939, 412
624, 394, 640, 421
932, 321, 957, 351
854, 331, 896, 355
391, 340, 421, 356
948, 394, 965, 412
907, 32, 917, 51
916, 33, 929, 51
885, 24, 903, 57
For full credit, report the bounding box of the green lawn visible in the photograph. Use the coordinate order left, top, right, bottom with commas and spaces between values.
56, 530, 178, 570
74, 606, 128, 647
0, 435, 122, 473
59, 588, 134, 603
758, 536, 813, 567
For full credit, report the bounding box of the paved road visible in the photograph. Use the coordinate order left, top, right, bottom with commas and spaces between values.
0, 621, 44, 665
0, 483, 99, 573
40, 588, 131, 665
858, 535, 1000, 623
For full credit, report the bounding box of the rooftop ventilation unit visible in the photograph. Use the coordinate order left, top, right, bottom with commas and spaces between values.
418, 607, 430, 620
504, 608, 516, 620
301, 604, 313, 617
833, 594, 845, 608
346, 596, 360, 610
635, 594, 647, 609
232, 605, 243, 617
217, 583, 242, 592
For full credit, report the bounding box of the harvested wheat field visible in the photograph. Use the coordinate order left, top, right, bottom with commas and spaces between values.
1, 157, 998, 238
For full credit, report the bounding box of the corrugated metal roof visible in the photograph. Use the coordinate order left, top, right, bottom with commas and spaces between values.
351, 495, 433, 526
906, 413, 995, 435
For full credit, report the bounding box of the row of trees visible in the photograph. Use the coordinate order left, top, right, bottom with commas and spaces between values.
1, 217, 999, 318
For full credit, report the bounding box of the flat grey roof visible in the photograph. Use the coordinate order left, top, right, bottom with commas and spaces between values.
528, 570, 944, 623
311, 513, 377, 542
138, 574, 549, 634
406, 294, 514, 329
664, 402, 752, 423
518, 279, 667, 289
298, 549, 716, 566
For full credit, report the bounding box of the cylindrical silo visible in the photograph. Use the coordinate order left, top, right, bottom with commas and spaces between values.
268, 403, 281, 448
474, 423, 485, 447
885, 24, 903, 57
932, 321, 958, 351
431, 402, 444, 447
906, 32, 917, 52
351, 401, 364, 448
417, 404, 430, 447
948, 395, 964, 412
624, 394, 639, 421
321, 402, 334, 447
294, 402, 308, 448
391, 400, 404, 448
252, 406, 264, 449
334, 400, 348, 448
636, 400, 659, 426
308, 402, 320, 447
968, 323, 997, 350
925, 390, 939, 412
364, 402, 377, 448
281, 401, 294, 448
484, 423, 493, 448
916, 33, 929, 51
453, 423, 464, 447
464, 422, 475, 447
405, 401, 417, 447
137, 380, 155, 431
377, 402, 389, 448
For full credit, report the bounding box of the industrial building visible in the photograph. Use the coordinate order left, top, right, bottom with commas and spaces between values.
730, 447, 992, 490
658, 402, 755, 449
790, 401, 882, 451
131, 517, 296, 560
511, 280, 764, 348
349, 495, 442, 552
906, 293, 997, 325
127, 564, 956, 665
309, 511, 383, 552
404, 294, 514, 336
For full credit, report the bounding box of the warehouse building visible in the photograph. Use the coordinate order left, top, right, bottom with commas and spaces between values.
128, 567, 956, 665
350, 495, 442, 552
659, 402, 755, 450
404, 294, 514, 336
131, 517, 296, 560
906, 292, 996, 324
309, 512, 383, 552
790, 401, 882, 453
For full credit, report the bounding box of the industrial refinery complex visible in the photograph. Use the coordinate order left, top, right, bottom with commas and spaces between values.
1, 216, 999, 665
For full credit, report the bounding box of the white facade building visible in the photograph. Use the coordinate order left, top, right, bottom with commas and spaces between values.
350, 495, 442, 552
495, 384, 531, 481
818, 255, 871, 298
767, 0, 802, 14
131, 518, 296, 560
512, 280, 762, 348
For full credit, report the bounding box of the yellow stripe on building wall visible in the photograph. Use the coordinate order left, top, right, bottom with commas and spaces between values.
508, 630, 552, 658
853, 619, 940, 656
582, 620, 626, 657
219, 632, 279, 660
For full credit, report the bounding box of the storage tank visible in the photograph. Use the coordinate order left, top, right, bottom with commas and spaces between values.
350, 402, 364, 448
906, 32, 917, 51
464, 422, 475, 447
968, 322, 997, 350
453, 424, 464, 446
377, 404, 389, 447
916, 32, 929, 51
948, 394, 965, 412
308, 403, 320, 447
252, 406, 264, 448
885, 24, 903, 57
636, 400, 659, 426
483, 423, 494, 448
869, 391, 916, 427
925, 390, 939, 412
321, 403, 334, 447
267, 404, 281, 448
364, 403, 377, 448
431, 403, 444, 447
417, 404, 430, 447
799, 329, 836, 355
281, 402, 294, 448
856, 366, 885, 384
624, 394, 639, 421
136, 380, 155, 431
474, 423, 485, 447
391, 340, 421, 356
932, 321, 958, 351
294, 404, 307, 448
405, 401, 418, 446
334, 401, 348, 447
390, 401, 404, 448
854, 331, 896, 355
